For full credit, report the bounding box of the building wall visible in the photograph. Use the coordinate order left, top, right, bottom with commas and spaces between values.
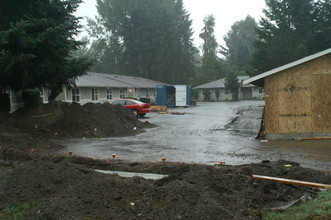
252, 87, 265, 100
196, 87, 263, 101
9, 90, 24, 113
197, 89, 233, 101
40, 88, 50, 104
197, 89, 204, 101
265, 54, 331, 139
56, 87, 157, 104
55, 88, 66, 101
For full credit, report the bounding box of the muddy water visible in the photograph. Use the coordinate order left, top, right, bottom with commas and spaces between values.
57, 101, 331, 171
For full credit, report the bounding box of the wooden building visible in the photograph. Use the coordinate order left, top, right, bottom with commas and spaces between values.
244, 48, 331, 140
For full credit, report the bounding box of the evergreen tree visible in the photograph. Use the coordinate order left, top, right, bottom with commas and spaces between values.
0, 0, 92, 100
224, 72, 240, 100
88, 0, 196, 84
311, 0, 331, 51
199, 15, 222, 81
220, 16, 258, 73
251, 0, 331, 75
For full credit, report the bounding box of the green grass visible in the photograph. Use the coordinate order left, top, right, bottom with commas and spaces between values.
0, 202, 36, 220
263, 191, 331, 220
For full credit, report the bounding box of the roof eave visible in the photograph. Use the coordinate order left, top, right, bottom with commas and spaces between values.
243, 48, 331, 87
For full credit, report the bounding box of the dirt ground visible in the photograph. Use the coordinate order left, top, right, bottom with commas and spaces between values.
1, 102, 331, 219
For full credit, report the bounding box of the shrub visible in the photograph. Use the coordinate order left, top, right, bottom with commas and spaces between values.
139, 97, 150, 103
203, 89, 211, 101
22, 89, 41, 107
124, 97, 137, 100
192, 89, 199, 100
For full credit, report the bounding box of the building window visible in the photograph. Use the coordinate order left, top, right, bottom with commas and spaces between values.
72, 88, 80, 102
92, 88, 98, 101
259, 87, 264, 93
120, 88, 126, 98
107, 88, 112, 100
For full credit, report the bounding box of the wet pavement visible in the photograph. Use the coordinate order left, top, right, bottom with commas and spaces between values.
57, 101, 331, 171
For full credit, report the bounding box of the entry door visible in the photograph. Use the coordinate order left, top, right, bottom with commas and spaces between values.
242, 87, 253, 100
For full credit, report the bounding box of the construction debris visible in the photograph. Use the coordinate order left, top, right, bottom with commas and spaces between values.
252, 174, 331, 189
159, 111, 185, 115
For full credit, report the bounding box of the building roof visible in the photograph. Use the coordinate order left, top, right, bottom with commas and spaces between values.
75, 73, 133, 88
91, 72, 166, 88
243, 48, 331, 87
75, 72, 166, 88
194, 79, 225, 89
193, 76, 254, 89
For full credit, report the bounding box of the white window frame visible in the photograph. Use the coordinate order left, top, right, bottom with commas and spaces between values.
120, 88, 126, 99
72, 88, 80, 102
107, 88, 112, 100
92, 88, 99, 101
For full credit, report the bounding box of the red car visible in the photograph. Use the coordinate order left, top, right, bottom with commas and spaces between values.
112, 99, 151, 117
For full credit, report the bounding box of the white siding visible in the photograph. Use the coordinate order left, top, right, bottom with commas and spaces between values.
174, 85, 187, 106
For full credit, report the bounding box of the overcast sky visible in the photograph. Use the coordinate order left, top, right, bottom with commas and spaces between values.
75, 0, 266, 48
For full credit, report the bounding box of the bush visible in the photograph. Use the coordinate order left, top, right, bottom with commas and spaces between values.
192, 89, 199, 100
203, 89, 211, 101
139, 97, 150, 103
22, 89, 41, 107
124, 97, 137, 100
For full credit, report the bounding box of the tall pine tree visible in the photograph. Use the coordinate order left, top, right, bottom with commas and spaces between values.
0, 0, 92, 99
88, 0, 196, 84
199, 15, 222, 81
220, 16, 258, 73
251, 0, 331, 75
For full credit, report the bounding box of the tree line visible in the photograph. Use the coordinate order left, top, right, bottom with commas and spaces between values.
0, 0, 330, 100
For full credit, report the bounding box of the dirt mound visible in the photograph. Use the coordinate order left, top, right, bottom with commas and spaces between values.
0, 101, 154, 138
1, 155, 330, 219
1, 103, 330, 219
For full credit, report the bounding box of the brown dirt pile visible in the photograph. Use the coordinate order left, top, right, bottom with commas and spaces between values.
1, 152, 330, 219
0, 101, 154, 138
1, 103, 331, 219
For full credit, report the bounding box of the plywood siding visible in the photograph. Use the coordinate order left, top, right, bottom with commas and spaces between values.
265, 54, 331, 134
311, 74, 331, 132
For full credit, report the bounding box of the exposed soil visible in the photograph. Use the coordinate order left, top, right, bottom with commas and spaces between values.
0, 102, 330, 219
0, 101, 154, 138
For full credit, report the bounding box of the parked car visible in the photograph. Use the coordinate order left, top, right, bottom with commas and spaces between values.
112, 99, 151, 117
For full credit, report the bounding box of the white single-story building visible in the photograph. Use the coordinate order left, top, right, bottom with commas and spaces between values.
2, 72, 166, 112
54, 72, 165, 104
193, 76, 264, 101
